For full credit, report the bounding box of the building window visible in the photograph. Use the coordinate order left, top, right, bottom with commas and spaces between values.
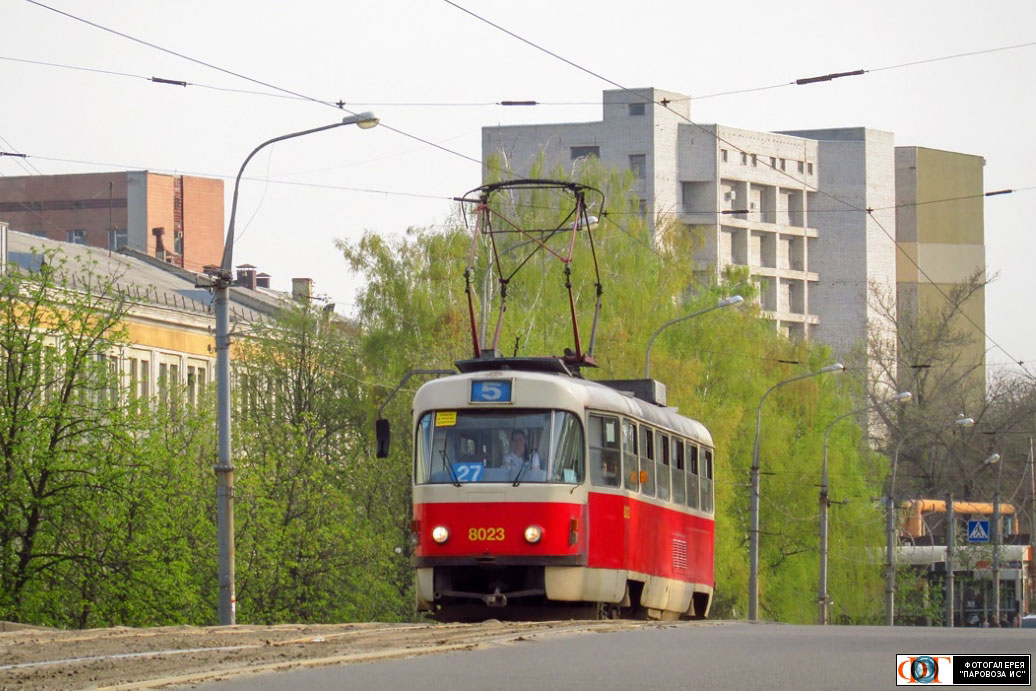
797, 160, 805, 173
752, 154, 758, 167
638, 199, 648, 216
67, 228, 87, 245
780, 158, 786, 171
570, 146, 600, 160
108, 228, 128, 250
629, 154, 646, 179
770, 157, 777, 168
807, 162, 814, 175
173, 229, 183, 255
720, 149, 728, 163
741, 152, 748, 165
628, 102, 645, 116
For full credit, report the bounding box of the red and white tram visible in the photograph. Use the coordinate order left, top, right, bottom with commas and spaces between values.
409, 360, 715, 620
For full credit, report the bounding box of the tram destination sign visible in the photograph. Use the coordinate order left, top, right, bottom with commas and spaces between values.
470, 379, 513, 404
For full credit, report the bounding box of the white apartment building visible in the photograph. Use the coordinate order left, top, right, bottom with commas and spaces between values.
483, 88, 898, 358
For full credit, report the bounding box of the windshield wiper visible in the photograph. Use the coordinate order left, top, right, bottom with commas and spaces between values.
512, 460, 529, 487
440, 449, 462, 487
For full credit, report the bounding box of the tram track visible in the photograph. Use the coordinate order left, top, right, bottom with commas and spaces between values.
0, 618, 683, 689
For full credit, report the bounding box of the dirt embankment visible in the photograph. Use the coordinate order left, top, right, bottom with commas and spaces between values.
0, 618, 674, 689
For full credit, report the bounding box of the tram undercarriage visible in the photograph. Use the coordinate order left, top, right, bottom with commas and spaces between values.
417, 564, 712, 622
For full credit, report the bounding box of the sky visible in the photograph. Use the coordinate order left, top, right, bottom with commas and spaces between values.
2, 0, 1035, 376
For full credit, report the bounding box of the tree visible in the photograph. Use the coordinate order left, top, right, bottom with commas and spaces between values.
231, 300, 413, 623
0, 252, 135, 621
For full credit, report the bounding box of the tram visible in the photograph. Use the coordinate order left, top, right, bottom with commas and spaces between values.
406, 358, 715, 620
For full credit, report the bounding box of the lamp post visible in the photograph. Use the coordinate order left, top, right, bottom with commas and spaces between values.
643, 295, 743, 378
819, 392, 911, 625
748, 362, 844, 622
198, 112, 379, 625
885, 413, 974, 626
981, 453, 1004, 625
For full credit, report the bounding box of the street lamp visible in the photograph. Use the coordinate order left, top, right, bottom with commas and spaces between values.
981, 453, 1004, 625
643, 295, 743, 378
198, 112, 379, 626
748, 362, 844, 622
818, 391, 911, 625
886, 413, 973, 626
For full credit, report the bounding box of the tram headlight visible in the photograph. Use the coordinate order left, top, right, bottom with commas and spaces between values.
524, 525, 543, 544
431, 525, 450, 544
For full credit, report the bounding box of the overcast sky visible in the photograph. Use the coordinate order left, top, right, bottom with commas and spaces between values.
2, 0, 1034, 377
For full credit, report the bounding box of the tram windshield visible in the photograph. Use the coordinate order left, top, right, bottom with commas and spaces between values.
415, 409, 584, 485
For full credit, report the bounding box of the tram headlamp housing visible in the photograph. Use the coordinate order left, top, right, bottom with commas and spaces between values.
431, 525, 450, 544
524, 525, 543, 544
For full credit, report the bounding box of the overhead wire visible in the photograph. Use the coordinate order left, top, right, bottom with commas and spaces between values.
20, 0, 497, 177
440, 0, 1033, 378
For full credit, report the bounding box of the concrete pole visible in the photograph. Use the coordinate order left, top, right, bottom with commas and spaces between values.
946, 493, 955, 628
885, 495, 896, 626
214, 283, 235, 625
992, 459, 1004, 624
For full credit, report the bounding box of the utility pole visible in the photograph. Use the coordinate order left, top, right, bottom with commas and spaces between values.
946, 493, 955, 628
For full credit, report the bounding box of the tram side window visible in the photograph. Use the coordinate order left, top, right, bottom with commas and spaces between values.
656, 432, 670, 501
551, 410, 586, 484
686, 442, 700, 509
639, 426, 655, 496
702, 448, 714, 513
589, 414, 621, 488
622, 420, 639, 491
672, 437, 686, 505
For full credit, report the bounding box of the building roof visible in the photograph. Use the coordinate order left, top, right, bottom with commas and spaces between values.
4, 228, 284, 324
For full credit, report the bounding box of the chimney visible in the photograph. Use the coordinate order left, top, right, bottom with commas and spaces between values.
256, 272, 271, 289
235, 264, 257, 291
292, 277, 313, 302
152, 227, 166, 261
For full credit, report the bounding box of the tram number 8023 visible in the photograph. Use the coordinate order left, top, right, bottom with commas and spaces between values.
468, 527, 505, 541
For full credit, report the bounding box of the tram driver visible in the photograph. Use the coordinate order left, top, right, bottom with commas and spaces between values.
502, 430, 541, 472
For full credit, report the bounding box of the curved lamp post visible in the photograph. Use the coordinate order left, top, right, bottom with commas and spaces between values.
748, 362, 844, 622
818, 392, 911, 625
644, 295, 743, 378
200, 112, 379, 625
885, 413, 973, 626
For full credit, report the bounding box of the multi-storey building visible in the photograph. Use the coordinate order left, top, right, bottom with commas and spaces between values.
483, 88, 983, 382
0, 171, 224, 272
895, 147, 987, 397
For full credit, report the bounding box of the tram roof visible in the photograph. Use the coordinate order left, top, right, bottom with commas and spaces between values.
414, 364, 713, 447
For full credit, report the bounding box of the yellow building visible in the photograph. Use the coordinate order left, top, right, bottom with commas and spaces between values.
2, 222, 282, 400
895, 147, 987, 401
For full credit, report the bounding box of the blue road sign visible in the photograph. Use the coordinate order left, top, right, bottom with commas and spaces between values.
967, 519, 990, 543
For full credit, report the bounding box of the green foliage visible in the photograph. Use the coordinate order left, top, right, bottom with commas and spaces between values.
230, 301, 413, 624
0, 252, 216, 627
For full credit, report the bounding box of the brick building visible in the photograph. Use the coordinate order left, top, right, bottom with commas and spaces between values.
0, 171, 224, 272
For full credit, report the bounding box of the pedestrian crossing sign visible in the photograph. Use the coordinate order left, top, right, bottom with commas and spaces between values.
967, 519, 990, 543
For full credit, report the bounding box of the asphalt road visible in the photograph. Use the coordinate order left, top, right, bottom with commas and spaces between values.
197, 622, 1034, 690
